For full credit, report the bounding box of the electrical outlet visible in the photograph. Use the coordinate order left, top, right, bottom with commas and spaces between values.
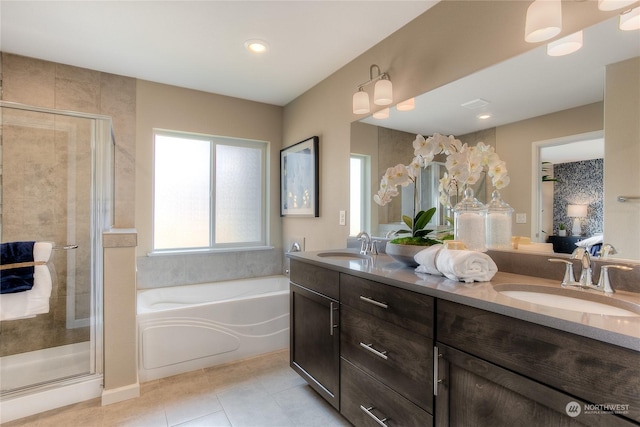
339, 210, 346, 226
516, 213, 527, 224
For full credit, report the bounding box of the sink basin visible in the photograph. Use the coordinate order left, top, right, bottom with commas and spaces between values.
316, 251, 370, 260
494, 284, 640, 317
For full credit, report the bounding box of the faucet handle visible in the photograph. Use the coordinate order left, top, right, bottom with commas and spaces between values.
370, 240, 380, 256
548, 258, 576, 286
596, 264, 633, 294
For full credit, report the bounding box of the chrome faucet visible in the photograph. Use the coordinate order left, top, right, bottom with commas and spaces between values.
356, 231, 378, 255
599, 243, 617, 258
549, 247, 632, 294
289, 241, 301, 253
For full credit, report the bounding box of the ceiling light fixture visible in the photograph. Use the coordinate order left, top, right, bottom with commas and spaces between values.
244, 39, 269, 54
477, 113, 492, 120
597, 0, 636, 11
525, 0, 562, 43
547, 31, 583, 56
352, 64, 393, 115
373, 108, 390, 119
396, 98, 415, 111
620, 7, 640, 31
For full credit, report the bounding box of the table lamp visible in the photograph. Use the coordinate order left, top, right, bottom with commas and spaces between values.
567, 204, 588, 236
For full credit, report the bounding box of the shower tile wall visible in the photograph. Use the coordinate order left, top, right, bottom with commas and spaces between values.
0, 53, 136, 356
552, 158, 604, 236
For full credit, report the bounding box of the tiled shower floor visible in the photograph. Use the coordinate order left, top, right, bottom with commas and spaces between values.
4, 350, 350, 426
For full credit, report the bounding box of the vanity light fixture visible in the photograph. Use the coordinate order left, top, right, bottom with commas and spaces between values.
352, 64, 393, 115
620, 7, 640, 31
525, 0, 562, 43
598, 0, 637, 11
547, 31, 583, 56
396, 98, 415, 111
567, 204, 588, 236
244, 39, 269, 54
373, 108, 390, 119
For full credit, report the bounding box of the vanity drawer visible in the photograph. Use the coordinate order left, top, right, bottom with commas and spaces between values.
290, 259, 339, 300
341, 306, 434, 413
341, 357, 433, 427
340, 273, 434, 338
437, 300, 640, 423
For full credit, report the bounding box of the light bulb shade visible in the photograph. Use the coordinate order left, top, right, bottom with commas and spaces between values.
598, 0, 636, 11
525, 0, 562, 43
396, 98, 415, 111
372, 108, 390, 119
620, 7, 640, 31
353, 90, 370, 114
373, 79, 393, 106
547, 31, 583, 56
567, 204, 587, 218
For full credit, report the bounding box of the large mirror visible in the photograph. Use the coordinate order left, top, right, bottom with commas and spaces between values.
350, 16, 640, 260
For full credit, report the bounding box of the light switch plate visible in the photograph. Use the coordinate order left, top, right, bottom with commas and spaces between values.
516, 213, 527, 224
339, 210, 346, 226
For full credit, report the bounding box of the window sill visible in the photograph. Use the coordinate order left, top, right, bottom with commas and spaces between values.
146, 246, 275, 257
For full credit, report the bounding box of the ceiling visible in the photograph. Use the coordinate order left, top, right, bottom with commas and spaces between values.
0, 1, 437, 106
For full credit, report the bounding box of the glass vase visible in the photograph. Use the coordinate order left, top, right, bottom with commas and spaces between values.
486, 190, 513, 250
453, 187, 487, 252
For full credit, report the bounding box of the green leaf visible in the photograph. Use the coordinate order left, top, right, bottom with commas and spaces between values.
414, 207, 436, 231
402, 215, 413, 229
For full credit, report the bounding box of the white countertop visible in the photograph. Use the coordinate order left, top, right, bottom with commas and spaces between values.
288, 250, 640, 352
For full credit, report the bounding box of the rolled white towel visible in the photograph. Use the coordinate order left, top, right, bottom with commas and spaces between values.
435, 248, 498, 283
414, 245, 443, 276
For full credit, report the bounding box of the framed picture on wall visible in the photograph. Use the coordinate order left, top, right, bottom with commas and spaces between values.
280, 136, 319, 217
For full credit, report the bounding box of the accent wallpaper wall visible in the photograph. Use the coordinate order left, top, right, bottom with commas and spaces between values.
553, 158, 604, 237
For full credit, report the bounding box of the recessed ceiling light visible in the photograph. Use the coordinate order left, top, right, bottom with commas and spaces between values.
477, 113, 492, 120
244, 39, 269, 54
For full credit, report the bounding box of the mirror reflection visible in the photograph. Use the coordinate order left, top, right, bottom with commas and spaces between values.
350, 16, 639, 260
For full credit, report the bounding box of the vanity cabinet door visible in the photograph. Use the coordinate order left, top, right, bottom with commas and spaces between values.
342, 358, 433, 427
435, 343, 636, 427
290, 282, 340, 410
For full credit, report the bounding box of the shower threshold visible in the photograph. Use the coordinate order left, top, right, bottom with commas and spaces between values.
0, 342, 91, 393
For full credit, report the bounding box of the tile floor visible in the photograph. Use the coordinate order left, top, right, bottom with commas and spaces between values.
4, 350, 350, 427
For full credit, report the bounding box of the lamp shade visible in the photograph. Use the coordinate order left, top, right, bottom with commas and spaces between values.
373, 108, 389, 119
525, 0, 562, 43
353, 89, 370, 114
567, 204, 587, 218
620, 7, 640, 31
598, 0, 636, 11
397, 98, 415, 111
373, 79, 393, 106
547, 31, 583, 56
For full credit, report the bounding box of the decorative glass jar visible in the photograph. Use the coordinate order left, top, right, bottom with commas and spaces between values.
453, 187, 487, 252
486, 190, 514, 249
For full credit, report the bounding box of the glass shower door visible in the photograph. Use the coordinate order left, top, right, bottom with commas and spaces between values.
0, 103, 111, 394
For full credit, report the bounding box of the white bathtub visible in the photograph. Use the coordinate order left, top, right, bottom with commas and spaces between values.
137, 275, 290, 382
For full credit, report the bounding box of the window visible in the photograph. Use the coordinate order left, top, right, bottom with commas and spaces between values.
153, 130, 268, 251
350, 154, 370, 236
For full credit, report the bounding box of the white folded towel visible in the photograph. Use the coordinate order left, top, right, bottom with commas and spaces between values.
414, 245, 443, 276
415, 246, 498, 283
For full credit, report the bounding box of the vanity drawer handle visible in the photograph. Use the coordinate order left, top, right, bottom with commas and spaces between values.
360, 342, 388, 360
360, 405, 389, 427
359, 295, 388, 309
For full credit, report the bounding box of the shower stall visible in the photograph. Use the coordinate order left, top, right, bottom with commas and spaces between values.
0, 101, 113, 419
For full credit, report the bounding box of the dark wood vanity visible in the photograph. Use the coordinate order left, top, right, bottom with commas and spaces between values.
289, 255, 640, 427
